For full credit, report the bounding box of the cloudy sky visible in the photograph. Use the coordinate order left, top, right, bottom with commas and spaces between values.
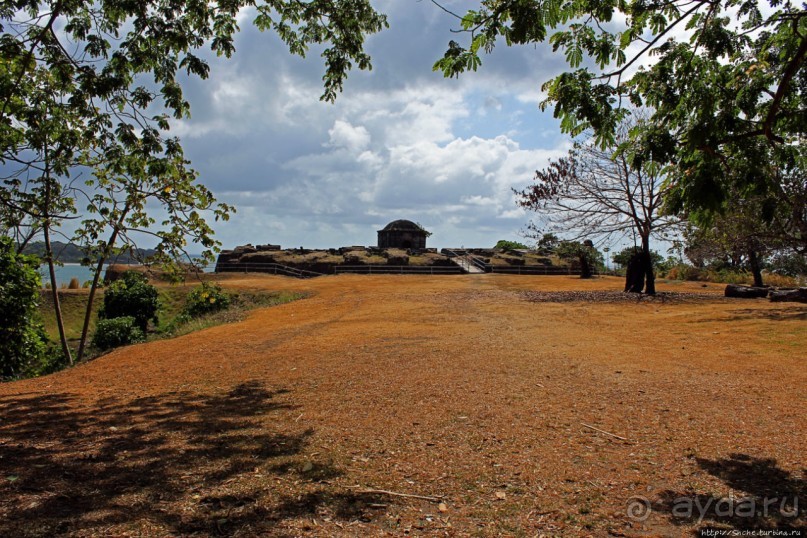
172, 0, 575, 251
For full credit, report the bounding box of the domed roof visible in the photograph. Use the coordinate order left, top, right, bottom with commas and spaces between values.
380, 219, 426, 232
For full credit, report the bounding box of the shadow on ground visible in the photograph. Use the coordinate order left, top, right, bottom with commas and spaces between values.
654, 453, 805, 534
717, 307, 807, 322
0, 381, 379, 536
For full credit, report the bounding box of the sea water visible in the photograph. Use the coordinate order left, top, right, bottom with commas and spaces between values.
39, 264, 106, 287
39, 261, 214, 286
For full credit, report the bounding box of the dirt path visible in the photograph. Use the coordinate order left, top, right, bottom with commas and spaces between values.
1, 275, 804, 537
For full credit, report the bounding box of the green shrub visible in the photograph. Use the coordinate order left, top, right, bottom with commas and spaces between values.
495, 239, 529, 251
183, 282, 231, 318
0, 237, 51, 380
92, 316, 145, 350
22, 343, 70, 378
99, 271, 159, 333
708, 269, 752, 285
611, 246, 665, 269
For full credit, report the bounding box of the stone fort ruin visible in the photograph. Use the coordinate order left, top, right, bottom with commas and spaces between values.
377, 219, 429, 249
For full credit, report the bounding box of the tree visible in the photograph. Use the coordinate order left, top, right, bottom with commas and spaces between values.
1, 1, 387, 364
612, 247, 664, 270
495, 239, 529, 251
432, 0, 806, 214
536, 233, 559, 253
768, 251, 807, 278
680, 141, 806, 287
514, 121, 680, 293
0, 237, 50, 379
683, 194, 789, 287
555, 240, 602, 279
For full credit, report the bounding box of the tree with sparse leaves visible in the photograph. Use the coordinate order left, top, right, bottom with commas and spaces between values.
1, 0, 387, 365
515, 120, 680, 294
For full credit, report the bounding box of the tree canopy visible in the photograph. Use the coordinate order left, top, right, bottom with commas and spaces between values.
1, 0, 387, 364
432, 0, 806, 213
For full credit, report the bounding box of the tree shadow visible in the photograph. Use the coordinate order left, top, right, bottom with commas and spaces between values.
714, 307, 807, 322
0, 381, 376, 536
653, 453, 805, 533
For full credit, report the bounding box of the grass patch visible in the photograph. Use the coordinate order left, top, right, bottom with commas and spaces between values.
36, 284, 307, 365
161, 289, 306, 338
38, 290, 103, 342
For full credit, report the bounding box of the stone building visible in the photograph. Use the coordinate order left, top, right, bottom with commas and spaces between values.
377, 219, 429, 249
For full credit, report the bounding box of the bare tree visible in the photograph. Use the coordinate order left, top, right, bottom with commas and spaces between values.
515, 120, 680, 294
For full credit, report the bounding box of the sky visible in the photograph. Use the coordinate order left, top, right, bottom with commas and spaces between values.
170, 0, 578, 251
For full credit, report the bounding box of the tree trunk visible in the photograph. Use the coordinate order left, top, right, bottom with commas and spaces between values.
624, 253, 645, 293
76, 203, 131, 361
768, 288, 807, 303
641, 237, 656, 295
43, 223, 73, 364
724, 284, 770, 298
42, 157, 72, 364
77, 245, 113, 362
579, 254, 593, 279
748, 249, 764, 287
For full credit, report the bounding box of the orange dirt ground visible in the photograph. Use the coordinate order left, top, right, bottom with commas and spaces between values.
0, 274, 804, 537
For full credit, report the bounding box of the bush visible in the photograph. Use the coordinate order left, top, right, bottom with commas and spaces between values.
495, 239, 529, 251
0, 237, 51, 380
22, 343, 70, 378
612, 246, 664, 269
707, 269, 752, 285
68, 277, 80, 289
763, 272, 799, 288
662, 264, 705, 281
768, 252, 807, 278
92, 316, 145, 350
183, 282, 231, 318
99, 271, 159, 333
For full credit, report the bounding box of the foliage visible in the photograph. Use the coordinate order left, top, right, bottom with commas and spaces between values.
555, 240, 602, 278
99, 272, 159, 333
515, 118, 679, 293
612, 247, 664, 269
432, 0, 806, 214
92, 317, 145, 351
165, 289, 306, 338
182, 282, 231, 319
768, 252, 807, 278
661, 262, 802, 287
1, 0, 388, 362
495, 240, 529, 251
536, 233, 559, 252
682, 191, 794, 286
662, 264, 706, 282
0, 237, 51, 379
415, 222, 434, 237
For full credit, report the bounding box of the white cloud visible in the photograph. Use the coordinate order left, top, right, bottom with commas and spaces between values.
160, 4, 576, 250
327, 120, 371, 153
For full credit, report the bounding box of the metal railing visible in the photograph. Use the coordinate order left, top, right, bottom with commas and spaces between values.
470, 256, 489, 272
487, 265, 597, 276
214, 259, 594, 278
334, 265, 463, 275
214, 261, 323, 278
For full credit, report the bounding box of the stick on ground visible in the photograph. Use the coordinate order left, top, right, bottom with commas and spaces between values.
581, 422, 628, 441
348, 486, 442, 502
